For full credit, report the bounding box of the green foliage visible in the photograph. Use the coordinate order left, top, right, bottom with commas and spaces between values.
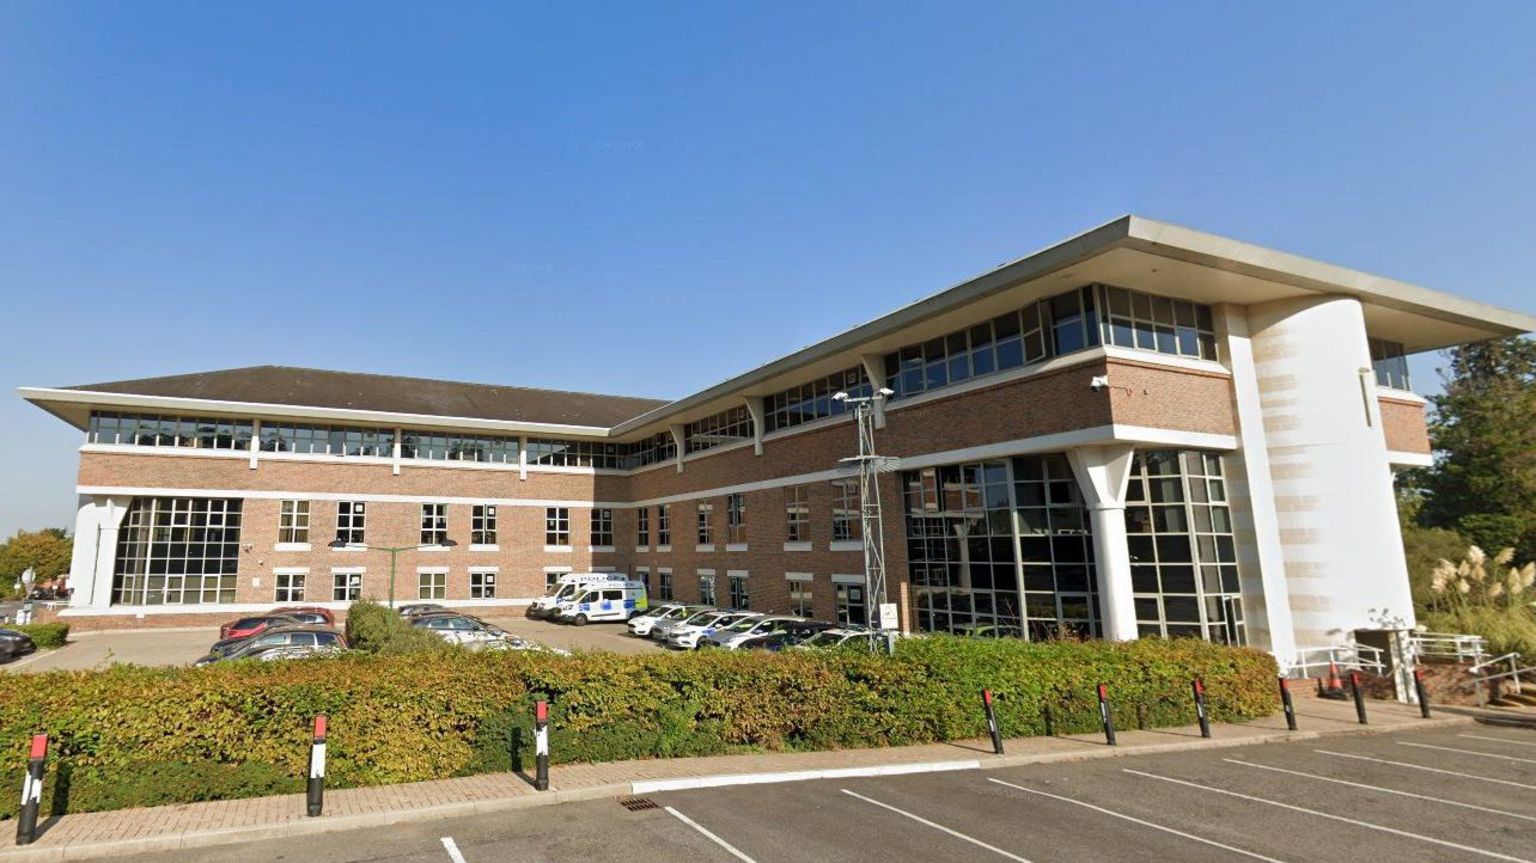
1401, 524, 1469, 612
1419, 336, 1536, 562
0, 529, 72, 598
0, 637, 1275, 820
1420, 545, 1536, 657
343, 599, 451, 655
1421, 606, 1536, 659
11, 622, 69, 649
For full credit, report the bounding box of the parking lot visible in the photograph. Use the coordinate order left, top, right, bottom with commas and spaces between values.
114, 723, 1536, 862
3, 614, 666, 673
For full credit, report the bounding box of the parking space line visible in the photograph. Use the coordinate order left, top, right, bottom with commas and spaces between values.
1123, 769, 1535, 863
440, 836, 468, 863
986, 778, 1287, 863
1316, 749, 1536, 791
1224, 759, 1536, 823
1400, 741, 1536, 765
839, 788, 1032, 862
1462, 733, 1536, 749
664, 806, 757, 863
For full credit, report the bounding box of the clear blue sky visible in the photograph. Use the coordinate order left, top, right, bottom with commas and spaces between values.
3, 1, 1534, 537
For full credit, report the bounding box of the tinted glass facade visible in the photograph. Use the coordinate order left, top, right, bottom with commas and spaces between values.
112, 497, 243, 605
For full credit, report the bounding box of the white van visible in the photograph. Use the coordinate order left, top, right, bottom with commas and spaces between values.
527, 572, 629, 619
552, 580, 649, 625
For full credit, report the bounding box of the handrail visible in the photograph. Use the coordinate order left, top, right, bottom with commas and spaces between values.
1469, 652, 1522, 675
1289, 643, 1388, 677
1410, 631, 1489, 664
1468, 652, 1527, 695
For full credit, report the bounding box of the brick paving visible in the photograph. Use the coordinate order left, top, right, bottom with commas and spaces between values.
0, 697, 1478, 862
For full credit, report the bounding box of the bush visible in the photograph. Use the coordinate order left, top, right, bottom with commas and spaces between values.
0, 636, 1275, 819
10, 622, 68, 649
343, 599, 451, 655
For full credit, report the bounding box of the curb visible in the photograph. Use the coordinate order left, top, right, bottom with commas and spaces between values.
0, 713, 1476, 862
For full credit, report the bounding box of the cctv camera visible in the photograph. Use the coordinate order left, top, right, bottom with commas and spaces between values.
1089, 375, 1110, 392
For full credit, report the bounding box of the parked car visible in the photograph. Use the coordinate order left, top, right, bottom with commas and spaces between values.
649, 606, 720, 642
271, 606, 337, 626
528, 572, 630, 619
397, 603, 445, 618
795, 627, 880, 650
410, 612, 513, 646
216, 614, 302, 643
0, 629, 38, 660
734, 620, 837, 651
550, 580, 648, 625
953, 622, 1024, 639
666, 610, 759, 650
702, 615, 809, 650
627, 603, 707, 638
195, 626, 346, 666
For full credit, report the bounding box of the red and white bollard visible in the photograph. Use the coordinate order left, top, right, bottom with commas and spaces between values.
981, 689, 1004, 755
1097, 683, 1116, 746
534, 701, 550, 791
307, 715, 327, 817
15, 734, 47, 845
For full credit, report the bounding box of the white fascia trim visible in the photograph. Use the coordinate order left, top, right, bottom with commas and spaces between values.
696, 544, 716, 553
657, 567, 672, 574
831, 573, 864, 585
635, 545, 650, 553
828, 540, 864, 553
785, 572, 813, 582
468, 544, 500, 552
417, 545, 449, 553
415, 565, 450, 574
1387, 450, 1434, 467
330, 565, 367, 574
467, 565, 499, 573
783, 541, 813, 552
272, 566, 310, 575
725, 543, 748, 552
697, 568, 716, 577
80, 444, 253, 461
23, 387, 613, 438
1376, 387, 1428, 406
542, 565, 574, 573
656, 544, 672, 553
726, 569, 749, 578
274, 542, 311, 552
589, 545, 617, 553
77, 486, 623, 510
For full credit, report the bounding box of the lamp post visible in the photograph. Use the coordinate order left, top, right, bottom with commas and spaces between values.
325, 538, 457, 608
832, 387, 897, 637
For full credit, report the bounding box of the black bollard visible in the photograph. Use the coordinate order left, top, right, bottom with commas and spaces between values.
1349, 672, 1368, 725
1413, 669, 1432, 719
306, 715, 326, 817
1097, 683, 1116, 746
534, 700, 550, 791
1192, 678, 1211, 738
15, 734, 47, 845
982, 689, 1004, 755
1042, 705, 1055, 737
1278, 677, 1298, 731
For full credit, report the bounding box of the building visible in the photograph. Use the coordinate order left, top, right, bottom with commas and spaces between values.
19, 216, 1536, 668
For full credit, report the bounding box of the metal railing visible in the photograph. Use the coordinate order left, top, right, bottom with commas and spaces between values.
1468, 652, 1531, 696
1408, 631, 1489, 665
1289, 643, 1387, 678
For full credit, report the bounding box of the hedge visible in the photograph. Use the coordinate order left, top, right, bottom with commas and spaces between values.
0, 637, 1276, 818
9, 622, 69, 650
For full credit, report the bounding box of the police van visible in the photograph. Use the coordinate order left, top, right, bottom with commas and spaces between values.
551, 580, 648, 625
527, 572, 629, 619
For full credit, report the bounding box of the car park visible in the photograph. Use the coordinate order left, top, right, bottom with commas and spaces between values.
702, 615, 810, 650
218, 613, 302, 641
195, 626, 347, 665
666, 610, 758, 650
627, 603, 706, 637
649, 606, 718, 642
551, 580, 648, 625
0, 628, 38, 660
410, 612, 514, 646
397, 603, 445, 617
528, 572, 630, 619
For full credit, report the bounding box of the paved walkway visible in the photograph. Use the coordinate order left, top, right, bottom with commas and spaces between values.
1, 697, 1475, 862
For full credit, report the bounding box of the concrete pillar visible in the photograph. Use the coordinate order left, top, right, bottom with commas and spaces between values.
744, 397, 765, 456
669, 424, 686, 473
860, 354, 888, 429
68, 495, 131, 609
1067, 445, 1137, 641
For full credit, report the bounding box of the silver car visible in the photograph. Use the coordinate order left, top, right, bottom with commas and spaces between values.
629, 603, 705, 637
649, 606, 720, 642
702, 615, 806, 649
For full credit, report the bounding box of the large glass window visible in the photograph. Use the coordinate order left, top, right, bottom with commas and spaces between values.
418, 570, 447, 600
545, 507, 570, 546
111, 497, 243, 605
278, 500, 309, 544
89, 412, 255, 451
683, 406, 755, 454
470, 569, 496, 598
836, 582, 866, 627
420, 503, 448, 545
472, 504, 497, 545
274, 570, 306, 603
697, 501, 714, 545
698, 573, 717, 606
637, 507, 650, 546
789, 579, 813, 616
1125, 450, 1244, 643
763, 366, 872, 433
527, 438, 625, 469
728, 573, 749, 608
336, 501, 366, 545
1098, 285, 1216, 360
618, 432, 677, 469
260, 423, 393, 457
784, 486, 809, 543
657, 504, 671, 546
401, 431, 517, 464
332, 570, 363, 601
1369, 337, 1411, 390
831, 479, 861, 542
591, 508, 614, 546
726, 493, 746, 544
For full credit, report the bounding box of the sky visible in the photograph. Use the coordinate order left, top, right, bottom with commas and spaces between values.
2, 1, 1534, 537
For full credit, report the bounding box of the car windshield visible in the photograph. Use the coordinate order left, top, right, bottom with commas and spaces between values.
722, 616, 763, 633
230, 618, 266, 629
801, 631, 846, 647
681, 610, 716, 625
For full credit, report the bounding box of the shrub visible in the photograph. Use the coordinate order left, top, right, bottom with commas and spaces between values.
343, 599, 451, 655
10, 622, 68, 649
0, 636, 1275, 819
1422, 545, 1536, 656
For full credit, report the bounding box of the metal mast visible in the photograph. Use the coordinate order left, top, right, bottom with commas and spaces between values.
833, 388, 897, 631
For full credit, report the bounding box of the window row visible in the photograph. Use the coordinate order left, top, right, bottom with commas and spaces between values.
762, 365, 873, 433
89, 413, 255, 450
280, 501, 610, 548
683, 405, 755, 454
638, 485, 861, 549
287, 567, 500, 602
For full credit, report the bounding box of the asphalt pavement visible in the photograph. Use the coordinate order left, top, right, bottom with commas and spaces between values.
110, 723, 1536, 863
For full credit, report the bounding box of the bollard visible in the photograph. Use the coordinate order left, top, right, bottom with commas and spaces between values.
1096, 683, 1116, 746
1413, 668, 1432, 719
534, 700, 550, 791
1278, 677, 1298, 731
307, 715, 326, 817
981, 689, 1004, 755
1042, 705, 1055, 737
1349, 672, 1368, 725
1192, 678, 1211, 739
15, 734, 47, 845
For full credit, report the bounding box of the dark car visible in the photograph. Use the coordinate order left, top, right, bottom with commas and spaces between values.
218, 614, 302, 641
195, 626, 347, 666
737, 621, 836, 652
0, 629, 37, 660
270, 606, 337, 626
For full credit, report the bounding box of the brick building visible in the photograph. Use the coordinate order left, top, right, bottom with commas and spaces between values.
20, 216, 1536, 667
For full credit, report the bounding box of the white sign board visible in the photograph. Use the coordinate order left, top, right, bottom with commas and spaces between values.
878, 602, 899, 631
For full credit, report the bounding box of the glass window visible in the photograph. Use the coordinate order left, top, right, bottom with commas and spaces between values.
545, 507, 570, 546
836, 582, 866, 627
618, 432, 677, 469
279, 500, 309, 544
110, 498, 243, 605
657, 504, 671, 546
697, 501, 714, 544
1369, 337, 1412, 390
831, 479, 861, 542
789, 580, 813, 617
471, 504, 497, 545
637, 507, 650, 546
89, 412, 254, 450
728, 573, 749, 609
336, 501, 366, 545
784, 486, 809, 543
527, 438, 625, 469
683, 406, 755, 454
698, 573, 717, 606
726, 493, 746, 544
418, 571, 447, 600
420, 503, 448, 546
261, 422, 392, 457
591, 508, 614, 546
763, 366, 872, 433
332, 570, 363, 602
658, 569, 673, 601
400, 431, 517, 464
274, 570, 306, 603
470, 569, 496, 598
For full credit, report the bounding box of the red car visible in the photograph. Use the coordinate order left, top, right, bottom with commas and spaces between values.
271, 606, 337, 626
218, 614, 301, 641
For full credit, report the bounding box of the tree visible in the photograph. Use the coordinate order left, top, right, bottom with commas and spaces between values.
0, 528, 73, 596
1419, 336, 1536, 561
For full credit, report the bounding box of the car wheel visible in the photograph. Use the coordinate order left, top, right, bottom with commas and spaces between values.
573, 613, 588, 626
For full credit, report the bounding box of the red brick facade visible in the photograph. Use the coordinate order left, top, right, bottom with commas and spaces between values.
1378, 396, 1431, 455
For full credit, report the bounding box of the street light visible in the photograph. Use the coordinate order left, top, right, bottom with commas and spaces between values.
325, 537, 457, 609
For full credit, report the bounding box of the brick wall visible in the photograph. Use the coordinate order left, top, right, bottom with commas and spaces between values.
1379, 396, 1430, 454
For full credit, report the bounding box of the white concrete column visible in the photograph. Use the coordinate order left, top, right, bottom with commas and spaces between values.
860, 354, 888, 429
69, 495, 131, 609
248, 419, 261, 470
518, 436, 528, 481
1067, 445, 1137, 641
669, 424, 686, 473
392, 427, 403, 476
744, 397, 765, 456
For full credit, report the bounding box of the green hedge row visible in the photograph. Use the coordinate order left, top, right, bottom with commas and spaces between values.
0, 636, 1276, 818
9, 622, 69, 649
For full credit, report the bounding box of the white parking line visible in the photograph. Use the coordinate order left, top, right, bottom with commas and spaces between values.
1316, 749, 1536, 791
664, 806, 757, 863
1400, 741, 1536, 765
1461, 733, 1536, 749
840, 788, 1032, 862
1224, 759, 1536, 823
986, 778, 1287, 863
1124, 769, 1535, 863
440, 836, 468, 863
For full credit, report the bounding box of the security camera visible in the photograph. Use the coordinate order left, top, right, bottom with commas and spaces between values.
1089, 375, 1111, 392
